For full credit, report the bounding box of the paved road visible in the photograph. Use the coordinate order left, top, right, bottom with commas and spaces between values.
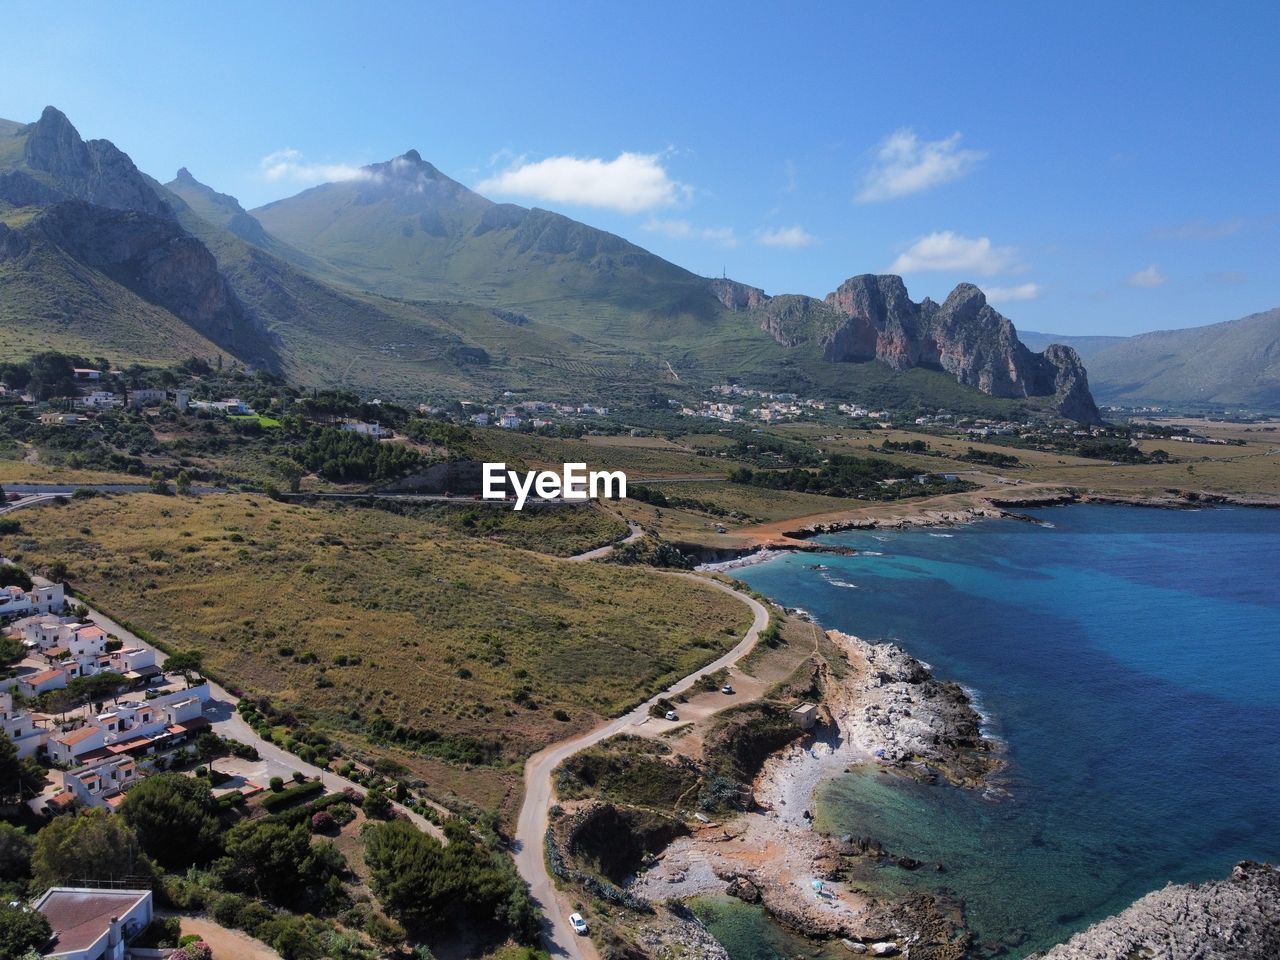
567, 521, 645, 562
512, 573, 771, 960
3, 482, 227, 495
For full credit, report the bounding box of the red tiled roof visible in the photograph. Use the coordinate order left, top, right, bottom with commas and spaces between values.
54, 726, 102, 747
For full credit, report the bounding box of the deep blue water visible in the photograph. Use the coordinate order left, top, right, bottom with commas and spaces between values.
730, 505, 1280, 956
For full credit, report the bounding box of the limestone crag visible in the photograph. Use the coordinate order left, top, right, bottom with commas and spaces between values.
751, 273, 1102, 422
7, 106, 172, 217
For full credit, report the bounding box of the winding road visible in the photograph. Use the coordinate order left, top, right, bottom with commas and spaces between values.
512, 572, 771, 960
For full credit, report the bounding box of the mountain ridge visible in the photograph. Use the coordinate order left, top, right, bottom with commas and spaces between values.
1, 106, 1101, 420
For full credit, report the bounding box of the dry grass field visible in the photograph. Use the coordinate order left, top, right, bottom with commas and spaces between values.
5, 494, 750, 814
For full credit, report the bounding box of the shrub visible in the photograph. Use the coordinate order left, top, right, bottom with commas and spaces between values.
259, 779, 324, 812
310, 810, 336, 833
269, 776, 284, 792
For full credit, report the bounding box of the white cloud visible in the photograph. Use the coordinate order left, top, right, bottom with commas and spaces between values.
260, 148, 372, 185
1127, 264, 1168, 288
857, 129, 985, 202
642, 219, 738, 248
700, 226, 739, 248
757, 225, 815, 248
983, 282, 1042, 303
889, 231, 1017, 276
476, 152, 686, 213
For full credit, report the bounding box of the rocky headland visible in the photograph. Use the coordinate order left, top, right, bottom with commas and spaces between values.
629, 629, 999, 956
1026, 861, 1280, 960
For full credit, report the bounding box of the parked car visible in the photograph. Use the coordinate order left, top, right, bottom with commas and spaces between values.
664, 710, 678, 721
721, 684, 734, 695
569, 913, 589, 935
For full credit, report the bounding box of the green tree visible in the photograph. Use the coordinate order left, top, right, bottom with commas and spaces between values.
164, 651, 203, 688
0, 567, 32, 592
273, 459, 305, 494
361, 786, 393, 820
175, 470, 192, 496
67, 671, 127, 708
32, 809, 153, 889
149, 471, 171, 495
0, 823, 33, 886
0, 736, 44, 807
121, 774, 222, 869
0, 904, 51, 959
222, 820, 312, 903
363, 819, 538, 940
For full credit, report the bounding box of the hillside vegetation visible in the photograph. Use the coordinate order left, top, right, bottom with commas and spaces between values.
6, 494, 750, 812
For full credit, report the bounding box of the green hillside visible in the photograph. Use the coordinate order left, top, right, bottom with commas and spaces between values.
1081, 308, 1280, 410
0, 206, 230, 364
252, 151, 731, 345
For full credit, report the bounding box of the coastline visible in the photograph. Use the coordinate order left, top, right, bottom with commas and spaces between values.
751, 488, 1280, 547
630, 626, 1000, 952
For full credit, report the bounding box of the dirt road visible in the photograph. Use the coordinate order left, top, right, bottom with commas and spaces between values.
512, 572, 771, 960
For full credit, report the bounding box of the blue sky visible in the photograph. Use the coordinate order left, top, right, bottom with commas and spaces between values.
5, 1, 1277, 335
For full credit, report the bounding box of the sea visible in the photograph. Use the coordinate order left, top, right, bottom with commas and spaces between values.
695, 504, 1280, 958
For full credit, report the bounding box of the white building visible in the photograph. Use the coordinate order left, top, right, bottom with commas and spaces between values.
125, 388, 167, 409
340, 420, 390, 438
499, 414, 521, 429
0, 691, 49, 759
470, 413, 490, 426
61, 755, 141, 809
0, 581, 65, 620
76, 391, 120, 410
35, 887, 153, 960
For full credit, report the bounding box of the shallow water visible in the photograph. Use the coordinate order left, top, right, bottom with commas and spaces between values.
728, 505, 1280, 956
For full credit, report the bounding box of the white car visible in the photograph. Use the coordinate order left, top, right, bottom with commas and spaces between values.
664, 710, 678, 721
569, 913, 589, 935
721, 684, 734, 695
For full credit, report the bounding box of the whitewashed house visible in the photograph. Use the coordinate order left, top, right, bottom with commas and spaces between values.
35, 887, 153, 960
0, 691, 49, 759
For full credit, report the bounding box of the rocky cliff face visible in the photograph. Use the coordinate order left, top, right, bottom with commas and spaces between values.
7, 106, 172, 217
1027, 862, 1280, 960
754, 274, 1101, 422
708, 278, 768, 312
23, 201, 276, 366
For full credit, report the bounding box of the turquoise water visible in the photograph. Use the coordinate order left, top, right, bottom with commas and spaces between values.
729, 505, 1280, 957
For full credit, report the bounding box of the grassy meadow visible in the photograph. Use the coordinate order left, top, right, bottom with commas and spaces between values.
6, 494, 750, 815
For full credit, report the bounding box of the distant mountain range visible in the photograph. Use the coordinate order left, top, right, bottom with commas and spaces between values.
1022, 309, 1280, 410
0, 106, 1111, 420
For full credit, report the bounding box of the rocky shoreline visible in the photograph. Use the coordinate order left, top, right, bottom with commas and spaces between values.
629, 629, 1000, 955
1026, 861, 1280, 960
773, 487, 1280, 543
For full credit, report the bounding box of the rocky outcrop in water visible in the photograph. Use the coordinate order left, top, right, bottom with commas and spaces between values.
1027, 861, 1280, 960
828, 631, 1002, 787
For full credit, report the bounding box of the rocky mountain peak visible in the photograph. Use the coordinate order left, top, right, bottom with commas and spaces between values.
14, 105, 169, 218
760, 272, 1103, 422
174, 166, 198, 185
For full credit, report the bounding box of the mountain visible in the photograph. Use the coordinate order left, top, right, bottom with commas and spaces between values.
1018, 330, 1128, 363
1077, 308, 1280, 409
743, 275, 1101, 423
1, 106, 1101, 420
0, 108, 275, 366
252, 150, 727, 346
